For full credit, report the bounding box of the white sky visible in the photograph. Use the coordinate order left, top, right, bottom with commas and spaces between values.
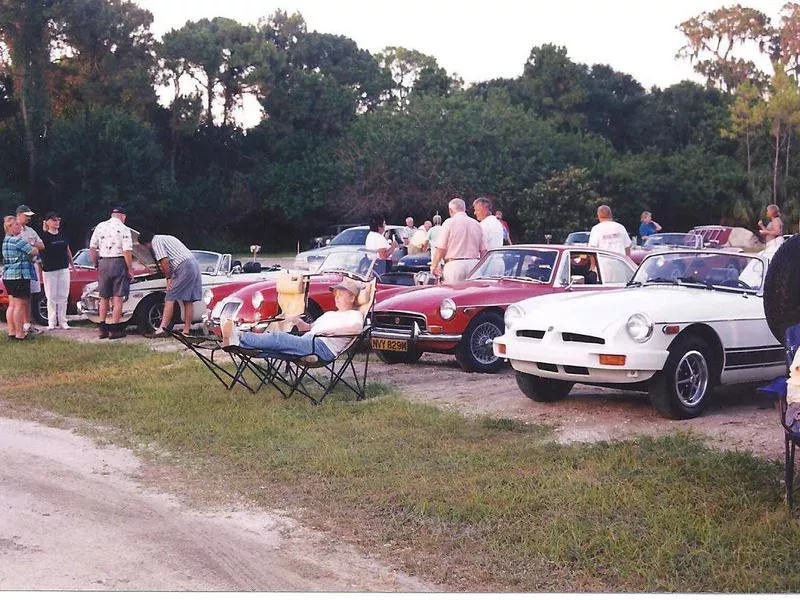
136, 0, 786, 125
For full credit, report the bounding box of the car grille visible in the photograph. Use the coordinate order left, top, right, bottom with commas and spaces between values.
84, 296, 99, 311
373, 311, 427, 333
219, 300, 243, 322
561, 332, 605, 345
517, 329, 545, 339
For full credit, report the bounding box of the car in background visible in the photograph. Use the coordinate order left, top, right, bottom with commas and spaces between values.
293, 225, 407, 271
494, 250, 782, 419
563, 231, 590, 245
79, 250, 281, 334
629, 232, 703, 265
306, 223, 365, 250
689, 225, 761, 250
370, 245, 637, 373
203, 250, 426, 336
394, 251, 432, 273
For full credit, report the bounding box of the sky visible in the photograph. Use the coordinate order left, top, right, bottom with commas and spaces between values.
135, 0, 787, 125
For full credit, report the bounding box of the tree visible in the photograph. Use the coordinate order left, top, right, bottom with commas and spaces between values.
376, 46, 449, 110
677, 5, 773, 92
721, 80, 766, 175
766, 68, 800, 203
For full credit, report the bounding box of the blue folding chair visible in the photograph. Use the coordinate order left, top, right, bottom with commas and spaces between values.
759, 322, 800, 508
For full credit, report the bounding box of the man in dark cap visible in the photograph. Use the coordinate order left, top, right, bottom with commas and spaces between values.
15, 204, 44, 333
89, 207, 133, 339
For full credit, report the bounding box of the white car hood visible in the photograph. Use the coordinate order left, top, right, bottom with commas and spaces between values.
512, 285, 763, 337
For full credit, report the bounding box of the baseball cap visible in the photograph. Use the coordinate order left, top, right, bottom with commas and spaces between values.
329, 278, 363, 297
44, 211, 61, 220
111, 206, 126, 215
16, 204, 34, 216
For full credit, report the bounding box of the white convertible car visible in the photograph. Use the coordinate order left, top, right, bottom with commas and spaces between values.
79, 249, 282, 334
493, 250, 785, 419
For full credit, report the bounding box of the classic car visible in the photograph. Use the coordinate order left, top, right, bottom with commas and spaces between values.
293, 225, 407, 271
79, 249, 281, 334
689, 225, 762, 250
307, 223, 365, 250
203, 250, 422, 335
563, 231, 590, 245
493, 250, 783, 420
629, 232, 703, 264
370, 245, 637, 373
394, 250, 432, 273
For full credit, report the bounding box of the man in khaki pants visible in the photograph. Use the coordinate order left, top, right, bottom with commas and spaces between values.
431, 198, 486, 283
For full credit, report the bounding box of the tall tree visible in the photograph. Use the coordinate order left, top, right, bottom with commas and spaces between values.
721, 80, 766, 175
376, 46, 448, 110
766, 69, 800, 203
520, 44, 588, 130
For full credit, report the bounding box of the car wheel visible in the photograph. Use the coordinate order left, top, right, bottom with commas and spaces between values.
375, 348, 423, 364
135, 294, 167, 335
515, 370, 574, 402
454, 312, 505, 373
648, 335, 713, 420
764, 234, 800, 342
32, 292, 49, 325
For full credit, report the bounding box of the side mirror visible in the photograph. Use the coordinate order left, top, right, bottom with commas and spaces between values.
570, 275, 585, 286
325, 239, 332, 246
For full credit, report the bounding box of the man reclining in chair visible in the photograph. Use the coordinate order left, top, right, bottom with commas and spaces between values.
221, 278, 364, 362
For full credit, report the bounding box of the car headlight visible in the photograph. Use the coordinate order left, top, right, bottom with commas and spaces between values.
203, 288, 214, 307
252, 290, 264, 309
627, 313, 654, 343
505, 303, 526, 329
439, 298, 456, 320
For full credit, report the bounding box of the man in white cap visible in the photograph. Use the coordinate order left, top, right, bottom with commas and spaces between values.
222, 278, 364, 361
15, 204, 44, 333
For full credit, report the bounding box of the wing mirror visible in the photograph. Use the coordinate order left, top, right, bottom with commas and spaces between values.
569, 275, 585, 286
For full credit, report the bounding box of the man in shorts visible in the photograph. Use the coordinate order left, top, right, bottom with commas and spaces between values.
89, 207, 133, 339
137, 231, 202, 336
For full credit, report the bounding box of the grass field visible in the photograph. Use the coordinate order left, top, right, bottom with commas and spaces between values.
2, 336, 800, 592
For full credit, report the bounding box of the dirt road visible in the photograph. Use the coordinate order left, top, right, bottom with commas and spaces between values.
0, 416, 433, 591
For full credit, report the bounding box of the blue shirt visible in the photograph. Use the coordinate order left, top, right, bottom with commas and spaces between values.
2, 235, 36, 280
639, 222, 658, 238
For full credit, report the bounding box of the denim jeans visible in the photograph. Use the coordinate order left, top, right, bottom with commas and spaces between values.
239, 330, 336, 362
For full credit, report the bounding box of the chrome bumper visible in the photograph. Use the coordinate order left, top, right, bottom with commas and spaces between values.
370, 328, 461, 343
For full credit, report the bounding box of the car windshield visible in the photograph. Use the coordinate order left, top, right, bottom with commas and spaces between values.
642, 233, 702, 249
469, 249, 559, 283
72, 249, 94, 268
564, 232, 589, 244
318, 250, 377, 278
192, 251, 221, 275
632, 252, 765, 291
330, 228, 369, 246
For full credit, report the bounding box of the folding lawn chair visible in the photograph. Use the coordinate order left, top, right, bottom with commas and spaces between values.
222, 274, 377, 404
170, 270, 311, 392
758, 322, 800, 509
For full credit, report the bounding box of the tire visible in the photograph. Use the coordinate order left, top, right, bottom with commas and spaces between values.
648, 334, 714, 420
135, 294, 168, 335
375, 347, 423, 364
764, 234, 800, 343
32, 292, 48, 325
515, 370, 574, 402
454, 311, 505, 373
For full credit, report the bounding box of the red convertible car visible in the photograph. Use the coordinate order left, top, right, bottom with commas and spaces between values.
370, 245, 637, 373
203, 251, 422, 335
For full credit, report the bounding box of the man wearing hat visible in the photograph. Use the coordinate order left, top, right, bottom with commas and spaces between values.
15, 204, 44, 333
89, 207, 134, 339
221, 278, 365, 361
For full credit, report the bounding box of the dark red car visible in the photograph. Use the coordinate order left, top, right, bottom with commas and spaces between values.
370, 245, 637, 373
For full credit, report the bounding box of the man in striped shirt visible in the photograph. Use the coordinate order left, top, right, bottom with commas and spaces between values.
138, 232, 202, 336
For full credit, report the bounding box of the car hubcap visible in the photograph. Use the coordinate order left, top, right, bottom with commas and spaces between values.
38, 296, 48, 320
149, 304, 163, 329
674, 350, 708, 408
471, 322, 502, 365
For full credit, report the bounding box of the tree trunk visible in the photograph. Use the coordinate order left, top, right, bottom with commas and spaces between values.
746, 131, 751, 176
786, 131, 792, 179
774, 125, 781, 205
206, 81, 214, 125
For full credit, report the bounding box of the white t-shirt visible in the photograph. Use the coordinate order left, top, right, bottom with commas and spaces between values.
588, 220, 632, 256
310, 309, 364, 355
364, 231, 390, 251
480, 215, 505, 251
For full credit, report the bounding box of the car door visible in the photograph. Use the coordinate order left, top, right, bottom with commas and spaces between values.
596, 253, 635, 288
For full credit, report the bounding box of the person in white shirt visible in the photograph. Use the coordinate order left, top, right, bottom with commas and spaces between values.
222, 278, 364, 361
428, 214, 443, 246
401, 216, 416, 245
408, 220, 432, 254
588, 205, 631, 257
364, 216, 397, 260
472, 197, 504, 250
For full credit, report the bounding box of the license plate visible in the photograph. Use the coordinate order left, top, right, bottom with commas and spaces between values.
371, 337, 408, 352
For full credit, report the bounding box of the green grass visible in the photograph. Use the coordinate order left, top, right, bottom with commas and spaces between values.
2, 337, 800, 592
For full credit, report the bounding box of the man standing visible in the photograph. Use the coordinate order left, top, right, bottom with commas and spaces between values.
138, 231, 202, 336
408, 220, 432, 255
428, 214, 443, 247
638, 211, 662, 241
431, 198, 486, 283
89, 207, 133, 339
495, 210, 512, 245
16, 204, 44, 333
365, 215, 397, 260
401, 216, 416, 246
3, 215, 39, 340
473, 197, 504, 251
589, 205, 631, 257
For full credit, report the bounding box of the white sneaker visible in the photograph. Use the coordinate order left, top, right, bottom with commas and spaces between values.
47, 326, 56, 330
60, 324, 71, 330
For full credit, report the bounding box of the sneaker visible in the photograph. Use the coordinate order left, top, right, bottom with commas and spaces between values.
221, 319, 240, 347
23, 323, 41, 334
60, 324, 71, 330
47, 326, 56, 331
